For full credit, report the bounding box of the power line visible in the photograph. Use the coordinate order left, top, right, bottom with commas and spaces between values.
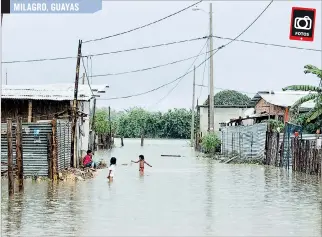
81, 55, 94, 96
2, 55, 76, 64
97, 0, 274, 101
91, 52, 205, 78
3, 33, 320, 65
218, 0, 274, 50
97, 44, 225, 101
86, 36, 208, 57
152, 38, 209, 107
83, 0, 203, 44
198, 40, 209, 101
2, 36, 208, 64
212, 35, 322, 52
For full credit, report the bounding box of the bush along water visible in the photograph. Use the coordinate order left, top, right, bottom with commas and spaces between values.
201, 132, 221, 154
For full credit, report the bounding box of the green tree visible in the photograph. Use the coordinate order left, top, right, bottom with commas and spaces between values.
283, 65, 322, 123
115, 107, 197, 139
203, 90, 251, 106
93, 108, 117, 135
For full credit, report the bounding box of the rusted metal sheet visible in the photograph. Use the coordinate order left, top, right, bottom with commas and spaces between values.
1, 122, 52, 177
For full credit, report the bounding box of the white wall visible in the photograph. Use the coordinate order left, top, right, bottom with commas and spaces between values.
199, 107, 249, 136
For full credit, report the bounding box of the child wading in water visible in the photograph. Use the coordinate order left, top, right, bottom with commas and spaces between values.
131, 155, 152, 175
107, 157, 117, 181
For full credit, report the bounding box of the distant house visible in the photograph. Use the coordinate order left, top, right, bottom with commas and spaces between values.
197, 104, 251, 136
249, 91, 315, 122
1, 83, 108, 156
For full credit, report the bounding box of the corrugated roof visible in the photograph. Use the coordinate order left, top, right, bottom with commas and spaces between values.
250, 91, 315, 109
1, 84, 109, 101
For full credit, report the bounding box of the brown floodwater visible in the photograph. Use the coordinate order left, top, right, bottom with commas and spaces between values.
1, 139, 322, 236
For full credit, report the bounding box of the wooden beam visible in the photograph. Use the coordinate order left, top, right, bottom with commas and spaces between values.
7, 119, 14, 197
284, 107, 289, 123
28, 100, 32, 122
16, 117, 24, 191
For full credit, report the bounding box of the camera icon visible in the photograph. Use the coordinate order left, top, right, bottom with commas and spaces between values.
294, 16, 312, 30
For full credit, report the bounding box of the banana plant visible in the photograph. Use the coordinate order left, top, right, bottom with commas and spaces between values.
283, 65, 322, 123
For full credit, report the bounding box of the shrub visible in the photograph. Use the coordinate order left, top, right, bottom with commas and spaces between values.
201, 133, 221, 154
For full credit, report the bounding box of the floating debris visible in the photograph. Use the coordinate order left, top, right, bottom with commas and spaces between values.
161, 155, 181, 157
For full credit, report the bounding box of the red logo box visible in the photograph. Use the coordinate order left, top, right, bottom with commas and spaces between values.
289, 7, 316, 42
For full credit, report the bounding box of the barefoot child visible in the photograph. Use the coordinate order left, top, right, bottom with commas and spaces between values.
107, 157, 117, 181
131, 155, 152, 175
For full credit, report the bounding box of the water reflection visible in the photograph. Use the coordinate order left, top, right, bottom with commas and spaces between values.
1, 139, 322, 236
204, 159, 214, 235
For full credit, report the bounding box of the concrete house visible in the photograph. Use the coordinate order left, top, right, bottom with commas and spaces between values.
1, 83, 108, 157
197, 104, 251, 136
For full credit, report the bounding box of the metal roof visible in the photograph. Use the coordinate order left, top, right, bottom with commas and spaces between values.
250, 91, 315, 109
1, 84, 109, 101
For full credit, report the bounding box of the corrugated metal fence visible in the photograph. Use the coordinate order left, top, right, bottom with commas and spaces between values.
56, 119, 72, 170
221, 123, 268, 160
1, 119, 72, 177
1, 122, 52, 176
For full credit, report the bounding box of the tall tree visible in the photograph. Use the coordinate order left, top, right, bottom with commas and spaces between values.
203, 90, 251, 106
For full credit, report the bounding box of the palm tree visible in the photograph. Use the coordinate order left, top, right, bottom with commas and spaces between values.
282, 65, 322, 122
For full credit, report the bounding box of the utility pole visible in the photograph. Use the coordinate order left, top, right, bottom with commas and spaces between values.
191, 66, 196, 147
209, 2, 215, 132
71, 39, 82, 168
5, 69, 8, 85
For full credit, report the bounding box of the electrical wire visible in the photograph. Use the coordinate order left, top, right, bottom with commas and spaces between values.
152, 38, 209, 107
91, 52, 206, 78
97, 44, 223, 101
213, 36, 322, 52
2, 36, 208, 64
86, 36, 208, 57
97, 0, 274, 101
83, 1, 203, 43
81, 55, 95, 97
197, 40, 209, 101
217, 0, 274, 50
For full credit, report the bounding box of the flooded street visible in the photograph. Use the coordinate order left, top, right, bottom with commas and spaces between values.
1, 139, 322, 236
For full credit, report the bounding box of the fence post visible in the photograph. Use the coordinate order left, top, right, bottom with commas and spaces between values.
265, 131, 269, 165
47, 134, 53, 179
7, 119, 14, 197
51, 119, 58, 180
16, 117, 24, 191
275, 133, 280, 167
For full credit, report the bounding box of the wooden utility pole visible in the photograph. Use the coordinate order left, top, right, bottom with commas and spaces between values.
16, 117, 24, 191
191, 66, 196, 147
28, 100, 32, 122
7, 119, 14, 197
71, 39, 82, 168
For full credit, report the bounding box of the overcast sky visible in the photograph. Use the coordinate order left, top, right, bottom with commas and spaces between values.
2, 1, 321, 111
